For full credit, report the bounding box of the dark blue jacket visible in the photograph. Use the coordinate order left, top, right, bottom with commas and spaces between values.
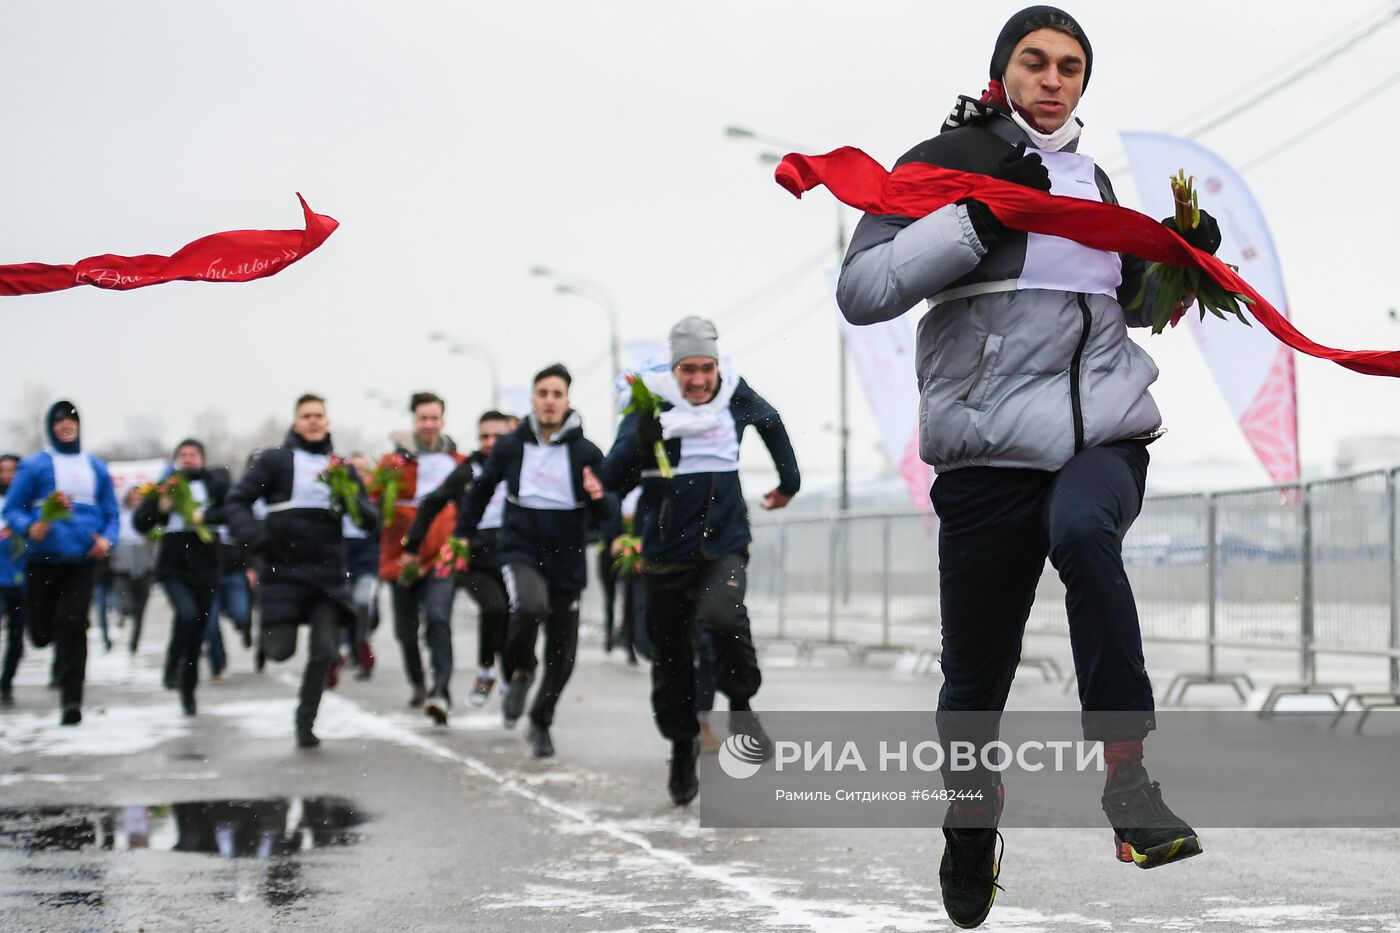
599, 377, 799, 563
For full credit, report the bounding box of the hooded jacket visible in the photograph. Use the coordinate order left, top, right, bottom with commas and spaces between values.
836, 108, 1163, 474
452, 412, 613, 591
223, 429, 376, 622
2, 404, 120, 565
131, 465, 230, 587
599, 363, 800, 564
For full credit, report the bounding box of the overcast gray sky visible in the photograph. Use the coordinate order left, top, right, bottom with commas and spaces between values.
4, 1, 1399, 493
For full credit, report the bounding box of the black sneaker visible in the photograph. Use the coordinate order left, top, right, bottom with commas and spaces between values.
668, 737, 700, 806
527, 722, 554, 759
296, 727, 321, 749
728, 710, 774, 761
938, 824, 1004, 929
60, 706, 82, 726
1102, 767, 1203, 869
407, 684, 427, 708
502, 674, 531, 728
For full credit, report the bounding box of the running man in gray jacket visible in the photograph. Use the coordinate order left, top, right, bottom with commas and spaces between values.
837, 7, 1221, 928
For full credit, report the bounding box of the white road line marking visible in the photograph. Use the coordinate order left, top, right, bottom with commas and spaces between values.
313, 688, 898, 933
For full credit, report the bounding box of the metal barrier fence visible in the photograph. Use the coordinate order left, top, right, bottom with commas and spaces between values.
747, 468, 1400, 712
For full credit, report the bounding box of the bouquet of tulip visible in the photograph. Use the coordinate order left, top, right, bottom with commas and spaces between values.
433, 536, 471, 579
613, 534, 643, 577
368, 453, 408, 527
1127, 169, 1253, 335
399, 558, 424, 586
157, 475, 215, 544
11, 491, 76, 558
317, 455, 363, 525
39, 491, 75, 524
623, 373, 674, 479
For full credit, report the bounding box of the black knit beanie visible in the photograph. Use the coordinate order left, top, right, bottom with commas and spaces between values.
990, 6, 1092, 91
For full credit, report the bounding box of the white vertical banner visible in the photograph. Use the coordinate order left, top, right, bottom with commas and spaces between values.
1120, 132, 1299, 484
828, 271, 932, 511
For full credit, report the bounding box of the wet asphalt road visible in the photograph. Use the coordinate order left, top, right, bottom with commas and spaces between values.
2, 600, 1399, 933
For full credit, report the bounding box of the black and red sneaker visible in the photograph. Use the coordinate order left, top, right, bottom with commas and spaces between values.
939, 820, 1004, 929
939, 777, 1006, 930
1102, 767, 1203, 869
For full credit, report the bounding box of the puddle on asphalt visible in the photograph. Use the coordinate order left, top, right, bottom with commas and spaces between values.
0, 796, 362, 858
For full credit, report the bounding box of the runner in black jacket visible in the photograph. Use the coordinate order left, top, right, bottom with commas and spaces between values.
132, 439, 228, 716
224, 395, 376, 748
426, 365, 612, 759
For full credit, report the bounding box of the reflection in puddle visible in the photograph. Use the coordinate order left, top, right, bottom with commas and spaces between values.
0, 797, 361, 858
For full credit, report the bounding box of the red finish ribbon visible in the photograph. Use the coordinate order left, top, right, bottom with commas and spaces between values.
778, 147, 1400, 378
0, 194, 338, 298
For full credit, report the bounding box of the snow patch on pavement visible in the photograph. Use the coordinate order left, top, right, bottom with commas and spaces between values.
0, 704, 190, 756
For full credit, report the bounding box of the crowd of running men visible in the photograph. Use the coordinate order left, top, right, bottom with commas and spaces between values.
0, 315, 799, 803
1, 8, 1215, 919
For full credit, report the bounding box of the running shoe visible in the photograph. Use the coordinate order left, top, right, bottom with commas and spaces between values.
425, 693, 450, 726
468, 674, 496, 708
1102, 767, 1202, 869
668, 737, 700, 806
502, 673, 531, 728
939, 823, 1004, 929
528, 722, 554, 759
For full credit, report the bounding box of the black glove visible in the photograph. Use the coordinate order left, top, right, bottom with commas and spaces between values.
958, 198, 1006, 247
1162, 209, 1222, 255
635, 414, 663, 449
991, 141, 1051, 191
959, 143, 1050, 248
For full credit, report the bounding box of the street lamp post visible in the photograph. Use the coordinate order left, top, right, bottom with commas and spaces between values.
726, 125, 851, 512
529, 266, 624, 426
427, 331, 503, 409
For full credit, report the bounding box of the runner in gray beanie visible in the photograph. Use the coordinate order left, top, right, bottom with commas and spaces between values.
669, 316, 719, 366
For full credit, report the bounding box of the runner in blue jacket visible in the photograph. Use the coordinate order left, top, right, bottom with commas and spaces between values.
2, 402, 119, 725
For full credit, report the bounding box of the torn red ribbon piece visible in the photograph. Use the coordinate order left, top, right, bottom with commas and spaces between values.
777, 147, 1400, 378
0, 194, 338, 297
